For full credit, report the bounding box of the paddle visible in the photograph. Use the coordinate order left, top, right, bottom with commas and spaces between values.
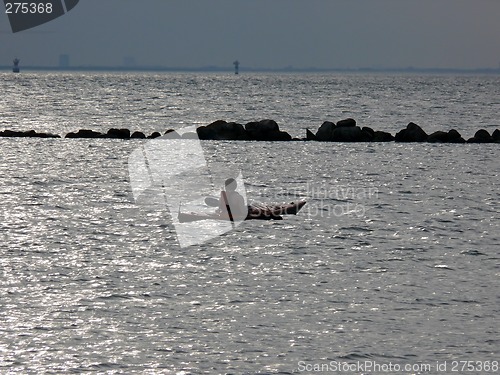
205, 196, 264, 210
221, 191, 234, 223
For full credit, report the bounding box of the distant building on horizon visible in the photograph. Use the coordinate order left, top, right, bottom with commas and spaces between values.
59, 54, 70, 68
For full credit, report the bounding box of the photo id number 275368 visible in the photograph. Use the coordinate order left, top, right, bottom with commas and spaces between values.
5, 2, 53, 14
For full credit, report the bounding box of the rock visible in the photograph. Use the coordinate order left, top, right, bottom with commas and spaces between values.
372, 131, 395, 142
305, 128, 317, 141
395, 122, 428, 142
245, 119, 291, 141
426, 129, 465, 143
362, 126, 375, 137
196, 126, 215, 140
427, 131, 450, 143
336, 118, 356, 128
474, 129, 492, 141
0, 130, 20, 137
23, 130, 37, 137
19, 130, 59, 138
245, 119, 279, 134
164, 129, 181, 139
148, 132, 161, 139
315, 121, 336, 141
467, 129, 492, 143
270, 131, 293, 141
0, 130, 25, 137
197, 120, 247, 140
492, 129, 500, 143
107, 128, 130, 139
34, 131, 60, 138
0, 129, 60, 138
361, 127, 375, 141
130, 131, 146, 139
447, 129, 465, 143
315, 119, 365, 142
65, 129, 103, 138
222, 121, 247, 140
332, 126, 371, 142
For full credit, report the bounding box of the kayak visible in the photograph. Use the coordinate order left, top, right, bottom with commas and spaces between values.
248, 200, 307, 217
178, 200, 306, 223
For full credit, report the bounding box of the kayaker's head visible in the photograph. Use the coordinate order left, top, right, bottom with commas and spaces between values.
224, 178, 237, 192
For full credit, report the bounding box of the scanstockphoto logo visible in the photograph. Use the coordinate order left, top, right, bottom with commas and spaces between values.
301, 182, 379, 219
4, 0, 79, 33
128, 127, 247, 248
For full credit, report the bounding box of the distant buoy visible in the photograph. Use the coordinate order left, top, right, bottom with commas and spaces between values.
13, 58, 20, 73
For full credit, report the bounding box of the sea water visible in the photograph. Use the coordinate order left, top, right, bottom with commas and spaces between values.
0, 72, 499, 374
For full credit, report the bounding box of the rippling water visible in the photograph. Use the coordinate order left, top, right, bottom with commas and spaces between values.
0, 72, 499, 374
2, 72, 500, 138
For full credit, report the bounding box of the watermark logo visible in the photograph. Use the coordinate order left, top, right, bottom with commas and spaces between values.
297, 182, 378, 220
128, 127, 247, 248
4, 0, 79, 33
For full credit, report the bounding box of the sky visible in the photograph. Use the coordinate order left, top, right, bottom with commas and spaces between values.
2, 0, 500, 69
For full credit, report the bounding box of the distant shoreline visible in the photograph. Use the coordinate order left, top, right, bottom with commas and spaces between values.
2, 65, 500, 74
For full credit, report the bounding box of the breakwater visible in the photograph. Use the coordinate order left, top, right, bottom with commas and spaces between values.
1, 118, 499, 143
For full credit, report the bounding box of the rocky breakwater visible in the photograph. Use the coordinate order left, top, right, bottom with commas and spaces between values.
309, 118, 394, 142
307, 119, 500, 144
0, 129, 60, 138
1, 118, 499, 144
393, 122, 500, 144
196, 119, 292, 141
64, 128, 169, 139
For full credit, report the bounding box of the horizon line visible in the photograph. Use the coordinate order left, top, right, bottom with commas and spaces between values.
2, 64, 500, 74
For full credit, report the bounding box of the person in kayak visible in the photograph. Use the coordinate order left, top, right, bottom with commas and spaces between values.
219, 178, 247, 221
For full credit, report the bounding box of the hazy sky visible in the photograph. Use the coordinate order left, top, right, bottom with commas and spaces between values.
2, 0, 500, 69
